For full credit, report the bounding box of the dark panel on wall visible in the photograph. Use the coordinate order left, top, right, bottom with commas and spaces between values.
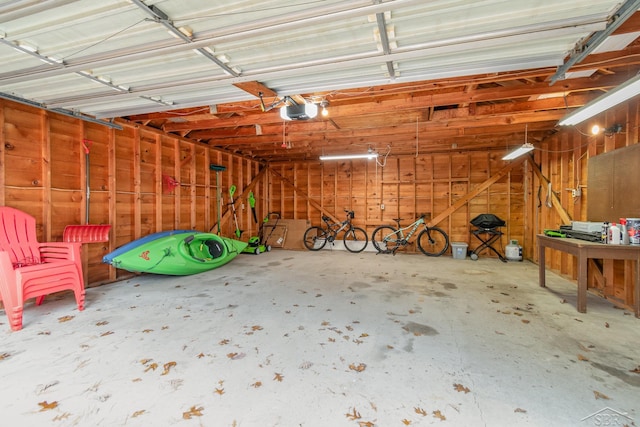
587, 144, 640, 221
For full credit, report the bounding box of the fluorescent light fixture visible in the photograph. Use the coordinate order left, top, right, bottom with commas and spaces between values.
502, 143, 534, 160
558, 73, 640, 126
319, 153, 379, 161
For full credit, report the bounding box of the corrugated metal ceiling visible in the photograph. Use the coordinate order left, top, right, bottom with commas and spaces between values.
0, 0, 631, 121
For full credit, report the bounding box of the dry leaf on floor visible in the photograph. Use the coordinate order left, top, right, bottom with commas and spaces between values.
491, 299, 499, 303
197, 353, 205, 358
630, 366, 640, 374
219, 339, 230, 345
349, 363, 367, 372
358, 422, 374, 427
132, 410, 146, 418
346, 325, 354, 331
577, 354, 589, 362
58, 315, 74, 323
96, 321, 108, 326
140, 358, 152, 365
274, 373, 284, 382
251, 381, 262, 388
100, 331, 114, 337
415, 407, 427, 416
345, 408, 361, 420
433, 410, 446, 421
454, 383, 470, 393
227, 352, 245, 360
321, 321, 330, 326
402, 419, 412, 425
142, 329, 153, 333
514, 408, 527, 413
144, 363, 158, 372
162, 361, 176, 375
360, 333, 369, 338
182, 406, 204, 419
605, 322, 610, 328
214, 388, 225, 396
52, 413, 70, 421
38, 401, 58, 411
0, 352, 11, 361
252, 325, 263, 331
593, 391, 610, 400
521, 319, 530, 324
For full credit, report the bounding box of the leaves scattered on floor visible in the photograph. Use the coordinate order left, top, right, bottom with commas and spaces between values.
38, 401, 58, 411
514, 408, 527, 413
345, 408, 361, 420
251, 381, 262, 388
0, 352, 11, 361
593, 390, 610, 400
132, 409, 146, 418
414, 407, 427, 416
630, 366, 640, 374
454, 383, 470, 393
577, 354, 589, 362
182, 405, 203, 419
349, 363, 367, 372
433, 410, 446, 421
58, 315, 74, 323
273, 372, 284, 382
161, 361, 176, 375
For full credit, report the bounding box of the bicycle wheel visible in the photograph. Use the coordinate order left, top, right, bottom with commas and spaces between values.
371, 226, 401, 253
343, 226, 368, 253
303, 226, 329, 251
417, 226, 449, 256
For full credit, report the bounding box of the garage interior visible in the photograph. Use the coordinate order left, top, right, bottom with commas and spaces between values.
1, 1, 640, 425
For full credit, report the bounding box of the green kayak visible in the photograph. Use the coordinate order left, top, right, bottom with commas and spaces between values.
103, 230, 247, 275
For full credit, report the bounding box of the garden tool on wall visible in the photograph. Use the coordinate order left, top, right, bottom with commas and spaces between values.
228, 185, 243, 238
209, 163, 227, 235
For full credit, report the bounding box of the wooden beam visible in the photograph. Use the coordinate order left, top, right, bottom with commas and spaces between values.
233, 81, 278, 98
216, 167, 268, 231
427, 156, 527, 227
527, 156, 573, 225
267, 166, 341, 223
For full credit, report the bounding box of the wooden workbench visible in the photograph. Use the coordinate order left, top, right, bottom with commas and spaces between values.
537, 234, 640, 318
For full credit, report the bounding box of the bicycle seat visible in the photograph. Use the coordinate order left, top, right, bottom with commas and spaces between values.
344, 210, 355, 219
392, 218, 403, 224
322, 215, 330, 221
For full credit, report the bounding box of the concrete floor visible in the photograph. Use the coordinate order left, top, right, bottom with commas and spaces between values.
1, 249, 639, 427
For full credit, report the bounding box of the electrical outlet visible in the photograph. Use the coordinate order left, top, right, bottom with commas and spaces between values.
380, 203, 385, 210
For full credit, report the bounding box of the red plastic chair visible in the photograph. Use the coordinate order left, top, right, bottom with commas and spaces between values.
0, 207, 85, 331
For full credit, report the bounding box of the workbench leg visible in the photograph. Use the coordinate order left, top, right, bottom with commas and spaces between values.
577, 253, 587, 313
539, 243, 546, 288
635, 256, 640, 319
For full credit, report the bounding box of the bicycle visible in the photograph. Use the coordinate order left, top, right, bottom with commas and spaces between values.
371, 214, 449, 256
303, 210, 369, 253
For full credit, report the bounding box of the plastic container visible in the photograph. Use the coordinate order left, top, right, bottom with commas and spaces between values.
451, 242, 468, 260
505, 239, 523, 261
609, 223, 621, 245
627, 218, 640, 245
620, 218, 630, 245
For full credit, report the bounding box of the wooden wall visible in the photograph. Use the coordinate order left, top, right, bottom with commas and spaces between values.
1, 97, 639, 312
0, 100, 265, 285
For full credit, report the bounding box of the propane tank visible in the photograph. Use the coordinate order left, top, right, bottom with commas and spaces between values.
505, 239, 523, 261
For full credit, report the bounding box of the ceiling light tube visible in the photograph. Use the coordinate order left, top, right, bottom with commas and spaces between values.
319, 153, 379, 161
558, 73, 640, 126
502, 143, 534, 160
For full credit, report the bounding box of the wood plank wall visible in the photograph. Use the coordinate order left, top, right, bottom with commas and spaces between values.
0, 100, 265, 286
1, 97, 638, 311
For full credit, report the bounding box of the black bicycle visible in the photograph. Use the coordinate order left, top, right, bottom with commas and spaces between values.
303, 210, 369, 253
371, 214, 449, 256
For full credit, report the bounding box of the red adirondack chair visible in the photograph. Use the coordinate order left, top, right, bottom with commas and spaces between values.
0, 207, 85, 331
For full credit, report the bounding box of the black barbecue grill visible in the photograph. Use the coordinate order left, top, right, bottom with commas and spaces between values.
469, 214, 507, 262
